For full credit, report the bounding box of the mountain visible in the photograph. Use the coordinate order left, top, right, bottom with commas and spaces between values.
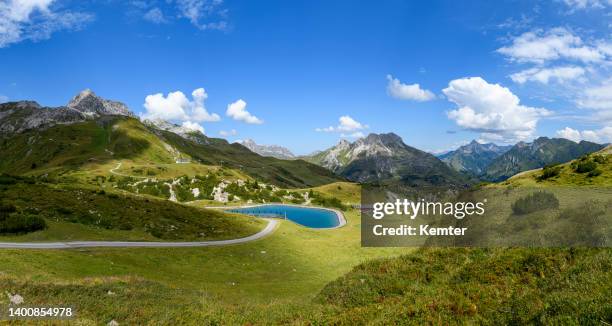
302, 139, 352, 171
0, 91, 340, 188
304, 133, 469, 187
143, 119, 204, 140
483, 137, 605, 181
236, 139, 295, 160
0, 89, 134, 135
439, 140, 512, 176
67, 89, 135, 118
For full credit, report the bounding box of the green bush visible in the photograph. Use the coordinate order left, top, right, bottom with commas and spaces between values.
0, 213, 47, 234
538, 165, 562, 180
587, 169, 603, 177
511, 191, 559, 215
574, 160, 597, 173
0, 202, 17, 214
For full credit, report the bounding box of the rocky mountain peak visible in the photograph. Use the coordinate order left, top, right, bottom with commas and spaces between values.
67, 89, 134, 118
237, 139, 295, 160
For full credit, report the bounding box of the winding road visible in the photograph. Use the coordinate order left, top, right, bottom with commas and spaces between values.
0, 219, 278, 249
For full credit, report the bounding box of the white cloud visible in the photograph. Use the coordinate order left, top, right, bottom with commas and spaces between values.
556, 126, 612, 143
181, 121, 205, 134
497, 28, 606, 64
0, 95, 8, 103
143, 7, 166, 24
176, 0, 228, 30
386, 75, 435, 102
0, 0, 93, 48
226, 99, 263, 124
219, 129, 237, 136
562, 0, 611, 10
510, 66, 585, 84
443, 77, 550, 142
576, 80, 612, 111
316, 115, 368, 133
143, 88, 221, 122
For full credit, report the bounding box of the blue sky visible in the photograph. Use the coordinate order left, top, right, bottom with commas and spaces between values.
0, 0, 610, 154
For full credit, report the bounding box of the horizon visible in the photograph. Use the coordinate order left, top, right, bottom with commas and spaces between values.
0, 0, 611, 155
3, 86, 610, 156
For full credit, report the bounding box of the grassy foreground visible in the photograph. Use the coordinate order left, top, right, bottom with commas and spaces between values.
0, 206, 411, 324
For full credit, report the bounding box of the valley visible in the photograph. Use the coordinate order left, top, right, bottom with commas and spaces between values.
0, 91, 609, 324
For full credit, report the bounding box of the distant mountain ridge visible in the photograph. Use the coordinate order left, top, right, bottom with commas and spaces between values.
483, 137, 605, 181
0, 89, 134, 135
0, 91, 340, 188
236, 139, 295, 160
439, 140, 512, 176
304, 133, 469, 187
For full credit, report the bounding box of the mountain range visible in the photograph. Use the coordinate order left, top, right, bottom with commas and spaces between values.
482, 137, 605, 181
437, 138, 604, 181
236, 139, 295, 160
438, 140, 512, 176
0, 90, 338, 188
303, 133, 469, 187
1, 90, 606, 188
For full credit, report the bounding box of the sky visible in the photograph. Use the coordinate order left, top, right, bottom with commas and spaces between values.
0, 0, 611, 155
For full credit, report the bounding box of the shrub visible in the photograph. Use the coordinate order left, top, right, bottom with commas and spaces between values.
511, 191, 559, 215
0, 214, 47, 234
0, 175, 17, 185
574, 160, 597, 173
0, 202, 17, 214
538, 165, 562, 181
587, 169, 602, 177
592, 155, 608, 164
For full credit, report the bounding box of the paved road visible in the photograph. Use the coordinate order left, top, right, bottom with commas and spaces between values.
0, 219, 278, 249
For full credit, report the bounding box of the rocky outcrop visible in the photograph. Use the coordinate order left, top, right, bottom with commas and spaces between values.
0, 89, 135, 135
236, 139, 295, 160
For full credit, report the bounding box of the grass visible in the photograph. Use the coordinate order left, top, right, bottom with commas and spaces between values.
317, 248, 612, 325
0, 181, 264, 241
506, 146, 612, 187
0, 205, 412, 324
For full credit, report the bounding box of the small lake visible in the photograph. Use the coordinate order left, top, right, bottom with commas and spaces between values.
226, 204, 342, 228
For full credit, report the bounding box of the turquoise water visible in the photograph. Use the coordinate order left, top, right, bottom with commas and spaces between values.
227, 205, 341, 228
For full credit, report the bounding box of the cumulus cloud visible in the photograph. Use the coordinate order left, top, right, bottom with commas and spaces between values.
510, 66, 586, 84
176, 0, 228, 30
316, 115, 368, 133
143, 88, 221, 122
0, 95, 8, 103
443, 77, 550, 142
181, 121, 205, 134
226, 99, 263, 124
386, 75, 435, 102
219, 129, 237, 136
0, 0, 93, 48
556, 126, 612, 143
497, 28, 606, 64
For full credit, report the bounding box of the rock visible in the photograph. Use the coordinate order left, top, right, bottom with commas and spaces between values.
8, 293, 24, 305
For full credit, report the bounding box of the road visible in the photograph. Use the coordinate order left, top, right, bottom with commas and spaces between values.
0, 219, 278, 249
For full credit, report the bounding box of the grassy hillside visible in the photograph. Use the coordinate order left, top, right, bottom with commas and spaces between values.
505, 145, 612, 187
318, 248, 611, 324
0, 176, 263, 241
0, 116, 341, 188
484, 137, 604, 181
0, 117, 176, 175
158, 129, 341, 188
0, 184, 417, 324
